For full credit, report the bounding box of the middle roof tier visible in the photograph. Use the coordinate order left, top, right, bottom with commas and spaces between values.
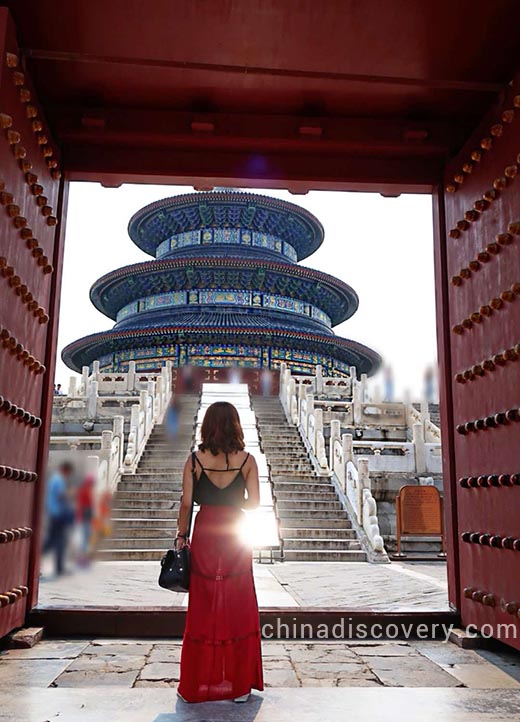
90, 256, 359, 327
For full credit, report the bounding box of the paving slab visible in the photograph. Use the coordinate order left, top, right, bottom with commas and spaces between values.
364, 654, 462, 687
139, 662, 181, 681
38, 559, 448, 610
64, 653, 147, 673
0, 640, 89, 659
53, 669, 140, 687
148, 645, 182, 663
0, 658, 72, 687
439, 663, 520, 689
1, 687, 520, 722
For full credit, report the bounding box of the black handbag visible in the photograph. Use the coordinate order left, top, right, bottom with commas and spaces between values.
158, 453, 196, 593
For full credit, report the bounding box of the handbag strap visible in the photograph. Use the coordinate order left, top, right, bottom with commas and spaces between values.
186, 451, 197, 537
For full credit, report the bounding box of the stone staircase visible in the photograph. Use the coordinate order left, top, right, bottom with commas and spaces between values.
98, 394, 199, 561
252, 397, 366, 561
412, 402, 441, 428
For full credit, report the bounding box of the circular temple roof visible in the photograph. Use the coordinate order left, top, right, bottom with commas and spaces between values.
127, 192, 325, 260
62, 325, 381, 376
89, 256, 359, 326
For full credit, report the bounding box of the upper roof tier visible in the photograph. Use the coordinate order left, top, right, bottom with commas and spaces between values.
128, 192, 325, 260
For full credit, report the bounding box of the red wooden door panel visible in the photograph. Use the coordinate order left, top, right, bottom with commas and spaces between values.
0, 10, 66, 638
436, 81, 520, 649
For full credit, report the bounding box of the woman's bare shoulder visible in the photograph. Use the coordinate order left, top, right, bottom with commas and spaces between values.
244, 450, 257, 470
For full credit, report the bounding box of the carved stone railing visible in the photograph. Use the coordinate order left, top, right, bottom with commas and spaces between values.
52, 365, 173, 497
278, 361, 446, 560
56, 362, 172, 423
123, 383, 156, 472
352, 440, 416, 473
329, 420, 387, 560
359, 402, 406, 427
74, 359, 164, 397
49, 415, 125, 494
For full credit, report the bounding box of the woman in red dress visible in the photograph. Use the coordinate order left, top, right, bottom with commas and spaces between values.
175, 401, 264, 703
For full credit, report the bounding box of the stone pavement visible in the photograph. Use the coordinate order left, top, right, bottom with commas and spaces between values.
1, 638, 520, 721
38, 559, 449, 610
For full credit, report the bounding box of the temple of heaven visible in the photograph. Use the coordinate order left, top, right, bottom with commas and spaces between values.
62, 191, 380, 377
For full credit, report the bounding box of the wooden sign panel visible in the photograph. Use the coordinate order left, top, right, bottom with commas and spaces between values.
397, 486, 442, 536
0, 10, 66, 639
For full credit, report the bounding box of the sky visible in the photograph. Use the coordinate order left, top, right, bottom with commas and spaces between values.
56, 183, 438, 399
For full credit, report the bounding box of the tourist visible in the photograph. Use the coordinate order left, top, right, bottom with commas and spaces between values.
165, 397, 180, 438
42, 461, 75, 576
261, 368, 272, 396
383, 366, 394, 401
75, 473, 95, 566
175, 401, 263, 703
181, 364, 194, 393
228, 365, 241, 384
424, 366, 435, 403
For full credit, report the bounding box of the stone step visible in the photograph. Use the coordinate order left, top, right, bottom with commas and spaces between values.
111, 518, 177, 529
111, 507, 177, 519
259, 427, 300, 432
272, 474, 327, 482
141, 452, 189, 459
265, 454, 309, 460
100, 537, 175, 550
264, 453, 310, 460
144, 444, 191, 450
136, 465, 185, 473
283, 538, 361, 551
116, 488, 180, 498
276, 500, 343, 511
119, 477, 182, 487
96, 549, 166, 561
111, 526, 178, 538
259, 426, 301, 436
111, 498, 178, 509
145, 434, 194, 441
257, 416, 291, 421
269, 464, 315, 473
274, 490, 338, 501
122, 471, 181, 478
278, 516, 350, 528
282, 549, 367, 562
280, 527, 356, 539
269, 466, 315, 475
273, 481, 334, 492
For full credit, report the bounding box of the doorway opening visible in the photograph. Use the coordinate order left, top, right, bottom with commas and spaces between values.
35, 182, 452, 636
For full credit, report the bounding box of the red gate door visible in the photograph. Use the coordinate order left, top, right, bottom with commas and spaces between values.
0, 10, 66, 638
436, 80, 520, 649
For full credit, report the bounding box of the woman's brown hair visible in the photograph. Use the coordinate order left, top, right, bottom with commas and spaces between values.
199, 401, 245, 455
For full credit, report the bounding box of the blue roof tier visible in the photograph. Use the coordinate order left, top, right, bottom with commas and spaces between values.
90, 256, 359, 326
128, 192, 324, 260
114, 308, 334, 335
62, 324, 381, 376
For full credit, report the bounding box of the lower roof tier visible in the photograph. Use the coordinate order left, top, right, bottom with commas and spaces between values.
62, 324, 381, 376
90, 256, 358, 326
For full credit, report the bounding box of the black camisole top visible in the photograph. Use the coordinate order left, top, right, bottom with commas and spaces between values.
192, 451, 249, 507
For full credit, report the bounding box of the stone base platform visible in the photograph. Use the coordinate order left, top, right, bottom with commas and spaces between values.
0, 645, 520, 722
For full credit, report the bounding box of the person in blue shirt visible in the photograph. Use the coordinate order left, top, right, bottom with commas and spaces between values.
43, 461, 75, 576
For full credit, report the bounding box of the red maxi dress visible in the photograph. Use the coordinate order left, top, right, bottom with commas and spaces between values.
177, 453, 264, 702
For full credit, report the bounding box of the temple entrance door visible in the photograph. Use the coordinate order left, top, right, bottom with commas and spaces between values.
0, 6, 519, 651
434, 83, 520, 650
0, 13, 67, 638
